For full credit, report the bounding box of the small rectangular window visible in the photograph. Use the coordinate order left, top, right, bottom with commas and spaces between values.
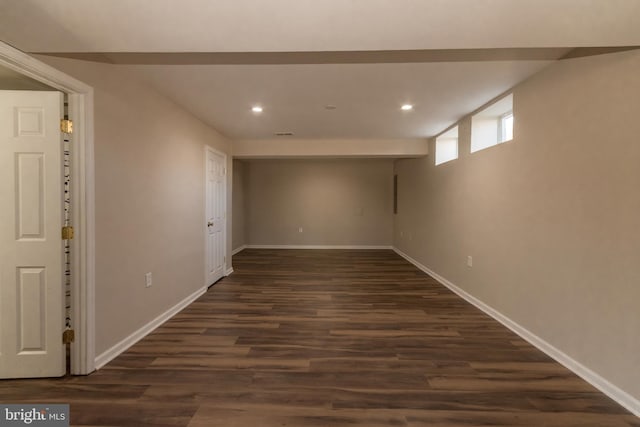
435, 126, 458, 165
500, 112, 514, 143
471, 94, 514, 153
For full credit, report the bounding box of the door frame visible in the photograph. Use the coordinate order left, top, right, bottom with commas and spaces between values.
204, 145, 228, 287
0, 42, 95, 375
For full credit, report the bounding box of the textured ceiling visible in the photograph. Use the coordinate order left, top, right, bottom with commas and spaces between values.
1, 0, 639, 52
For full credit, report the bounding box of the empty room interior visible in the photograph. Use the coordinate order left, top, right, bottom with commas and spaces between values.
1, 1, 639, 426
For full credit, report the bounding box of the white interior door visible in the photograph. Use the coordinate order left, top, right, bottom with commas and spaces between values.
0, 90, 65, 378
205, 147, 226, 286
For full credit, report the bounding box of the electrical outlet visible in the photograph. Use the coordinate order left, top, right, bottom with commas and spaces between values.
467, 256, 473, 267
298, 227, 303, 233
400, 231, 404, 238
145, 272, 152, 287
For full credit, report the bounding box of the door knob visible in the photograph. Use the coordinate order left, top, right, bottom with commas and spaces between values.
207, 221, 214, 227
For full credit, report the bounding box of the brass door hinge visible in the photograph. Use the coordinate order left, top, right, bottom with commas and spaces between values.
61, 226, 74, 240
62, 329, 75, 344
60, 119, 73, 134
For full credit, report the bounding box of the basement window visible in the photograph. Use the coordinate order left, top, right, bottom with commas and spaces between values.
500, 112, 514, 142
471, 93, 514, 153
435, 126, 458, 165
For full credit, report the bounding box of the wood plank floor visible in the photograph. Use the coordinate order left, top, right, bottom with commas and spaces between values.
2, 249, 638, 426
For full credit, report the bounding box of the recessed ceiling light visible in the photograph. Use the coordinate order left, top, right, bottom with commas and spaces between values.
401, 104, 414, 111
252, 106, 263, 113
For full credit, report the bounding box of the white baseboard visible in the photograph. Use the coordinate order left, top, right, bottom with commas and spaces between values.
245, 244, 393, 250
232, 245, 246, 255
225, 267, 234, 276
393, 247, 640, 418
94, 286, 207, 369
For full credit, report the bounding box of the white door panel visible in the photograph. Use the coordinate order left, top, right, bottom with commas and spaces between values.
0, 90, 65, 378
205, 147, 226, 286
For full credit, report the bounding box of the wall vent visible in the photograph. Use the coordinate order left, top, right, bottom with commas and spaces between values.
274, 132, 294, 136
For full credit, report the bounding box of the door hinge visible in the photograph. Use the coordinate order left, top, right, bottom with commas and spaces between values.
62, 329, 75, 344
60, 119, 73, 134
61, 226, 74, 240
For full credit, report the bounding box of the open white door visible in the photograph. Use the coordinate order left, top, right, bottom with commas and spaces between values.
0, 90, 65, 378
205, 147, 226, 286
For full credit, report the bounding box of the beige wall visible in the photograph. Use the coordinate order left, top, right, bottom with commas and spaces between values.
234, 138, 428, 158
244, 159, 394, 246
394, 50, 640, 401
232, 159, 246, 250
37, 56, 233, 356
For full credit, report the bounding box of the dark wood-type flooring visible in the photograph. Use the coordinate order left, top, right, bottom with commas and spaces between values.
2, 249, 638, 426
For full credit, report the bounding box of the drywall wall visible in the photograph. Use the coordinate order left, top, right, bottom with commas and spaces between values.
232, 159, 246, 251
394, 49, 640, 404
36, 56, 233, 356
234, 138, 428, 158
245, 159, 394, 246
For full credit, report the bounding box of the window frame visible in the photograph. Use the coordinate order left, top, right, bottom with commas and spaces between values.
470, 93, 514, 153
499, 111, 514, 143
